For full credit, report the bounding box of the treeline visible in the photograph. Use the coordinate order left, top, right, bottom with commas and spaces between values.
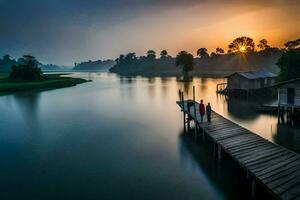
0, 54, 61, 72
110, 37, 300, 77
73, 59, 115, 71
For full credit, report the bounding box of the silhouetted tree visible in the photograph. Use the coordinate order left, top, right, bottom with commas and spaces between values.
175, 51, 194, 78
257, 39, 270, 51
2, 54, 11, 64
284, 39, 300, 49
160, 50, 168, 58
215, 48, 225, 55
147, 50, 156, 59
277, 49, 300, 81
125, 53, 137, 61
228, 36, 255, 53
197, 48, 209, 59
10, 55, 42, 81
210, 52, 217, 57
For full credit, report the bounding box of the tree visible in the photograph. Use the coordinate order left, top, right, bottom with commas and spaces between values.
257, 39, 270, 51
277, 49, 300, 81
160, 50, 168, 58
197, 48, 209, 59
9, 55, 42, 81
2, 54, 11, 64
175, 51, 194, 78
284, 39, 300, 49
215, 48, 225, 55
228, 36, 255, 53
210, 52, 217, 57
146, 50, 156, 59
125, 53, 136, 62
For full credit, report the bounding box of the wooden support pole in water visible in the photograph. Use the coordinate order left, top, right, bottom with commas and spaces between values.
251, 178, 256, 199
217, 144, 221, 162
181, 92, 187, 133
246, 170, 250, 179
213, 142, 216, 157
193, 86, 197, 137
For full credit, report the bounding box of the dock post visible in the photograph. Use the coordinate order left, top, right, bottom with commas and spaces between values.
251, 178, 256, 199
181, 92, 187, 133
187, 116, 190, 131
217, 144, 221, 162
193, 86, 197, 137
213, 143, 216, 157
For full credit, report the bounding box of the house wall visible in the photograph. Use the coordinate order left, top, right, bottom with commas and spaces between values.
279, 81, 300, 106
227, 74, 249, 90
228, 74, 277, 91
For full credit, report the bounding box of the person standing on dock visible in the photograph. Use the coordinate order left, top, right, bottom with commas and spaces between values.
206, 103, 212, 123
199, 100, 205, 123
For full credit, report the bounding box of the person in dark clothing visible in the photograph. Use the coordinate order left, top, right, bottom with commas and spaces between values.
206, 102, 212, 123
199, 100, 205, 123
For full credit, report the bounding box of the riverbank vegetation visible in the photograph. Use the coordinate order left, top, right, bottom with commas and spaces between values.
73, 59, 115, 71
277, 48, 300, 81
0, 55, 62, 72
110, 37, 299, 77
0, 55, 88, 94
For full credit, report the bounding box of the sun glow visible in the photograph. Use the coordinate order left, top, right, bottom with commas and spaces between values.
239, 46, 246, 52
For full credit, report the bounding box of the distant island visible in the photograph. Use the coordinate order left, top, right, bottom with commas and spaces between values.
73, 59, 115, 71
110, 37, 300, 77
0, 55, 88, 94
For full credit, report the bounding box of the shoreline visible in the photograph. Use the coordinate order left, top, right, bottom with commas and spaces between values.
109, 71, 230, 78
0, 74, 89, 95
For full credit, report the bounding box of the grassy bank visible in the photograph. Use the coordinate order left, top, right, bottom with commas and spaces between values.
0, 73, 89, 94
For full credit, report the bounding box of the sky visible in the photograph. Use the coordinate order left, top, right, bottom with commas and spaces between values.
0, 0, 299, 65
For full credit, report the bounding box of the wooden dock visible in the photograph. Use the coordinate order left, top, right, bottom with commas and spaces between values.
177, 98, 300, 200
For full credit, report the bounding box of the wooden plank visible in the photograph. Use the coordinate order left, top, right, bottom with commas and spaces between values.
229, 142, 270, 155
257, 157, 300, 179
205, 123, 235, 130
244, 151, 292, 170
263, 164, 300, 185
249, 153, 297, 172
222, 137, 262, 149
268, 170, 300, 191
227, 139, 266, 151
209, 126, 245, 134
208, 126, 244, 134
210, 129, 248, 138
220, 134, 261, 147
213, 131, 249, 141
240, 148, 286, 165
233, 144, 278, 158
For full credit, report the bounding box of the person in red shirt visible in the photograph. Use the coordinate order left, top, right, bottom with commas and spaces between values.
199, 99, 205, 123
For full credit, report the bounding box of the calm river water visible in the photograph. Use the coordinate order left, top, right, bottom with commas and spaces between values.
0, 72, 299, 200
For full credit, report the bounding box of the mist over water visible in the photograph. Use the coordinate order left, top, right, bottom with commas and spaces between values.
0, 72, 298, 199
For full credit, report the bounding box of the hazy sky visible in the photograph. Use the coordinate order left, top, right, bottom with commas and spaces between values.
0, 0, 299, 65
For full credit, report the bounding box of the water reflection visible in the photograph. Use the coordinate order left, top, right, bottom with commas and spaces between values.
12, 92, 40, 131
273, 123, 300, 153
227, 97, 258, 121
